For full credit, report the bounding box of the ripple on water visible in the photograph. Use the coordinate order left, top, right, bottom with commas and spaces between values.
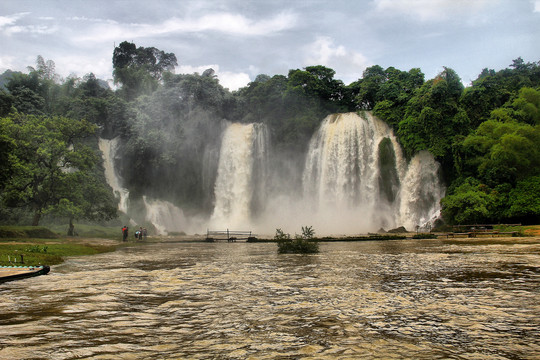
0, 240, 539, 359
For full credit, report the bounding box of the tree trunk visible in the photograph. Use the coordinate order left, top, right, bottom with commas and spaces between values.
32, 211, 41, 226
67, 218, 75, 236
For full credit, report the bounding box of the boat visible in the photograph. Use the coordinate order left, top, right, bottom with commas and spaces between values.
0, 265, 50, 283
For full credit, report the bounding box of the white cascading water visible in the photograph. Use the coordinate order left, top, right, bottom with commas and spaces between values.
398, 151, 445, 231
302, 112, 443, 232
210, 122, 268, 230
100, 137, 191, 234
303, 112, 405, 209
143, 196, 188, 235
98, 137, 130, 214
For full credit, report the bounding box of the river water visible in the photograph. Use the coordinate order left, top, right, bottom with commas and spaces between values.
1, 237, 539, 359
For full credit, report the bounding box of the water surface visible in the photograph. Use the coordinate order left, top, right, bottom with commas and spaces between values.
1, 238, 539, 359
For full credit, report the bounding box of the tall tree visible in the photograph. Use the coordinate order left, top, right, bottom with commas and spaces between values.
1, 112, 116, 226
112, 41, 178, 101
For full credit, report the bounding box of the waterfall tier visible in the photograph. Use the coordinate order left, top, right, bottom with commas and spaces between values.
210, 123, 268, 230
98, 137, 130, 214
300, 112, 443, 233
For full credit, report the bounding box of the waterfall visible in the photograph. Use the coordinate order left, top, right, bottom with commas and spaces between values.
211, 122, 268, 229
399, 151, 445, 231
98, 137, 130, 214
100, 113, 443, 236
302, 112, 443, 232
100, 137, 197, 235
143, 196, 188, 235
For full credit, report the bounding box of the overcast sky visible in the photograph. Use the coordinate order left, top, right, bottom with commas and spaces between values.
1, 0, 539, 90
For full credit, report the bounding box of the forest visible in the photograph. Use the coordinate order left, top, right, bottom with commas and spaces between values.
1, 41, 539, 229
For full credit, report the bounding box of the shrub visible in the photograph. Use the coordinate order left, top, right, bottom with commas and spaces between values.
276, 227, 319, 254
412, 233, 438, 239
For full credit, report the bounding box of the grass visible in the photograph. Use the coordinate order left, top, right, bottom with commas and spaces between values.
0, 243, 114, 266
0, 225, 120, 266
47, 223, 123, 240
494, 224, 540, 236
0, 226, 59, 239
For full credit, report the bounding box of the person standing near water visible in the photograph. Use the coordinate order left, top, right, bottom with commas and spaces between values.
122, 226, 128, 241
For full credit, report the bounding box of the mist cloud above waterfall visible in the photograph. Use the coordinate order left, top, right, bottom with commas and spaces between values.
1, 0, 539, 90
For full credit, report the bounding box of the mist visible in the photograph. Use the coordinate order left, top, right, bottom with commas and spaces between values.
101, 109, 444, 237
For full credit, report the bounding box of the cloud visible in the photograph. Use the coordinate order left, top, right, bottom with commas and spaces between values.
177, 64, 250, 91
0, 55, 16, 70
75, 11, 297, 43
534, 0, 540, 12
0, 12, 57, 35
303, 36, 371, 83
218, 71, 251, 91
0, 13, 28, 28
51, 53, 114, 81
372, 0, 491, 21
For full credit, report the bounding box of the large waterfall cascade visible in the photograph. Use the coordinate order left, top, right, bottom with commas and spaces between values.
302, 112, 444, 232
303, 112, 406, 210
100, 112, 444, 236
210, 122, 268, 230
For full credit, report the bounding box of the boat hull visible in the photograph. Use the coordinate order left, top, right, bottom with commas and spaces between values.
0, 265, 50, 283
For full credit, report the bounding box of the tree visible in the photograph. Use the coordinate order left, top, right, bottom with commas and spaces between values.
1, 112, 116, 226
397, 67, 467, 182
461, 119, 540, 186
511, 87, 540, 125
441, 178, 492, 224
506, 176, 540, 224
355, 65, 387, 109
112, 41, 178, 101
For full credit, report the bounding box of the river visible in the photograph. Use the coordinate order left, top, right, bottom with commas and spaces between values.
1, 237, 539, 359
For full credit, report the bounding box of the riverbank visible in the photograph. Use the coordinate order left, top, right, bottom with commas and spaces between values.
0, 226, 122, 267
2, 224, 539, 267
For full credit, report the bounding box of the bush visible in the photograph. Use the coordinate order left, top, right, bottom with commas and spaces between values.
412, 233, 438, 239
276, 227, 319, 254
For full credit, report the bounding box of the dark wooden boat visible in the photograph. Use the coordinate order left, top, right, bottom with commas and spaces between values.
0, 265, 50, 283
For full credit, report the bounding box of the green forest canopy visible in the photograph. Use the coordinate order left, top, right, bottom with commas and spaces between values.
1, 41, 539, 226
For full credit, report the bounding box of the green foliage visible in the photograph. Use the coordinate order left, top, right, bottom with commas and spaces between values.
412, 233, 438, 239
24, 245, 48, 253
377, 137, 400, 203
398, 67, 467, 175
301, 225, 315, 239
461, 119, 540, 185
274, 228, 290, 240
441, 178, 493, 224
0, 112, 117, 225
0, 242, 115, 266
506, 176, 540, 223
276, 227, 319, 254
112, 41, 178, 101
460, 58, 540, 127
511, 87, 540, 125
364, 66, 425, 127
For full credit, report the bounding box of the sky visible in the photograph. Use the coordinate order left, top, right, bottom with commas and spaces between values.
1, 0, 539, 91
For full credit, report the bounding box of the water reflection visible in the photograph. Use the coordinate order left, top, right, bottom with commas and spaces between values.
1, 238, 539, 359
